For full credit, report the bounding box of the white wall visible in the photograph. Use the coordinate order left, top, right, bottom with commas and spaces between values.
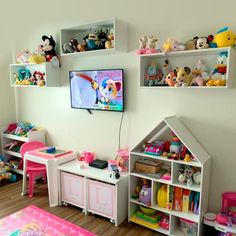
1, 0, 236, 211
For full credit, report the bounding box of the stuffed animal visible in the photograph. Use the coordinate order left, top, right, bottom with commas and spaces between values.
185, 38, 197, 50
211, 27, 236, 48
146, 35, 158, 53
28, 54, 46, 64
165, 72, 177, 86
191, 59, 209, 86
77, 40, 87, 52
69, 38, 79, 52
105, 29, 114, 49
184, 166, 194, 187
16, 50, 32, 64
97, 28, 108, 49
178, 169, 186, 184
194, 36, 210, 49
175, 67, 193, 87
162, 38, 185, 54
139, 185, 151, 205
33, 71, 45, 87
99, 78, 122, 104
193, 171, 201, 185
18, 68, 31, 81
62, 42, 74, 53
85, 32, 101, 50
207, 51, 228, 86
136, 36, 148, 54
41, 35, 60, 67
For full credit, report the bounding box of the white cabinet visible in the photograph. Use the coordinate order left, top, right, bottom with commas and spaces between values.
9, 62, 60, 87
61, 172, 85, 208
140, 47, 236, 88
0, 126, 46, 175
129, 116, 211, 236
87, 179, 115, 218
58, 160, 128, 226
60, 18, 127, 57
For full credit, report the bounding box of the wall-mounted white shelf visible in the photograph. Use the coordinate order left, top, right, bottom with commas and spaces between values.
0, 126, 46, 175
9, 62, 60, 87
60, 18, 127, 56
128, 116, 212, 236
140, 47, 236, 88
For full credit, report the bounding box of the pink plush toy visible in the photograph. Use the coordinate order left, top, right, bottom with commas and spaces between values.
136, 35, 158, 54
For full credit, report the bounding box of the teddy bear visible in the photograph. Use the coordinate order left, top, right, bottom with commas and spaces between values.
174, 67, 193, 87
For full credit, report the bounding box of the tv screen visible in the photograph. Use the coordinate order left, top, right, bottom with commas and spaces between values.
69, 69, 124, 112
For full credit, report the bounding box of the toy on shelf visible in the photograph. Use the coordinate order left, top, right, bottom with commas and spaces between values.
4, 140, 23, 153
194, 36, 210, 49
175, 67, 193, 87
211, 27, 236, 48
157, 184, 167, 208
178, 166, 201, 186
105, 29, 114, 49
161, 38, 185, 54
144, 62, 163, 86
207, 51, 228, 86
28, 54, 46, 64
0, 158, 17, 182
139, 183, 152, 206
136, 35, 158, 54
191, 59, 209, 86
4, 121, 34, 137
185, 37, 198, 50
116, 147, 129, 172
165, 72, 177, 86
16, 50, 32, 64
79, 151, 95, 163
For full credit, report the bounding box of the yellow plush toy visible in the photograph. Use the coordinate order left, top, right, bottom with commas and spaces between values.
29, 54, 46, 64
213, 27, 236, 47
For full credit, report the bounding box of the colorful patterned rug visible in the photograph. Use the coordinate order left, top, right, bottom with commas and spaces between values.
0, 205, 96, 236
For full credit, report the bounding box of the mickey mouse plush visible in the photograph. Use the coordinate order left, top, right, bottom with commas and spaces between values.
41, 35, 60, 67
194, 36, 209, 49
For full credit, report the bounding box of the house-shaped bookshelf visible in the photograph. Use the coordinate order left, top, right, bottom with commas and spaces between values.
129, 115, 211, 236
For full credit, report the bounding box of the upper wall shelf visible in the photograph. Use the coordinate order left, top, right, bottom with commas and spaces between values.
9, 62, 60, 87
60, 18, 127, 57
139, 47, 236, 88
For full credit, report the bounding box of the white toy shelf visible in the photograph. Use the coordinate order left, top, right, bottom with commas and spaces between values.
140, 47, 236, 88
0, 126, 46, 175
60, 18, 127, 57
129, 116, 211, 236
9, 62, 60, 87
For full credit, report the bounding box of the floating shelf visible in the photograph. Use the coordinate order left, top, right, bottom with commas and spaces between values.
9, 62, 60, 87
139, 47, 236, 88
60, 18, 127, 57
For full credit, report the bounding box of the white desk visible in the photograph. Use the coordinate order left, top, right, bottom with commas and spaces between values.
22, 148, 77, 207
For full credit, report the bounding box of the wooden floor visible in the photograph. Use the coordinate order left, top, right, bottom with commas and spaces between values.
0, 179, 163, 236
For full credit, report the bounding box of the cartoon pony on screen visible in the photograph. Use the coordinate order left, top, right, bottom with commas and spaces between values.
99, 77, 122, 104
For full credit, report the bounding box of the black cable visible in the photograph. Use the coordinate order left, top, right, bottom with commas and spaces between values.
118, 111, 124, 149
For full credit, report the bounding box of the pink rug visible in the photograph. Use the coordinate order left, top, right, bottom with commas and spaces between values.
0, 205, 96, 236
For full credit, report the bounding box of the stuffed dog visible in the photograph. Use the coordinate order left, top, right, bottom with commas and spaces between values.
175, 67, 193, 87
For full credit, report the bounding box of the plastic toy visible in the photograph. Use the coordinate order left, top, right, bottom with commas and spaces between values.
139, 206, 156, 215
160, 216, 169, 230
175, 67, 193, 87
157, 185, 167, 208
116, 147, 129, 172
16, 50, 32, 64
169, 131, 182, 158
109, 168, 120, 180
80, 151, 95, 163
144, 141, 164, 156
161, 38, 185, 54
207, 51, 228, 86
212, 27, 236, 48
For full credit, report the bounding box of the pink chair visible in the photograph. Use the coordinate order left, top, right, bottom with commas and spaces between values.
20, 141, 47, 198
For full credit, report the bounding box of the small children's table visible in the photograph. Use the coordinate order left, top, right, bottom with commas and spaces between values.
21, 148, 77, 207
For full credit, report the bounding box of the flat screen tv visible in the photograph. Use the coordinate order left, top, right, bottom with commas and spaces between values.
69, 69, 124, 112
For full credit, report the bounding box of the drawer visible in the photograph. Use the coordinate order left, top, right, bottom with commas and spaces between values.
61, 172, 84, 207
87, 179, 115, 218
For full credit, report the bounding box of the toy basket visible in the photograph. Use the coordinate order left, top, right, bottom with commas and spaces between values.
180, 218, 198, 236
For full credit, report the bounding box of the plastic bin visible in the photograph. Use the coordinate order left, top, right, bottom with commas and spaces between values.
180, 218, 198, 236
